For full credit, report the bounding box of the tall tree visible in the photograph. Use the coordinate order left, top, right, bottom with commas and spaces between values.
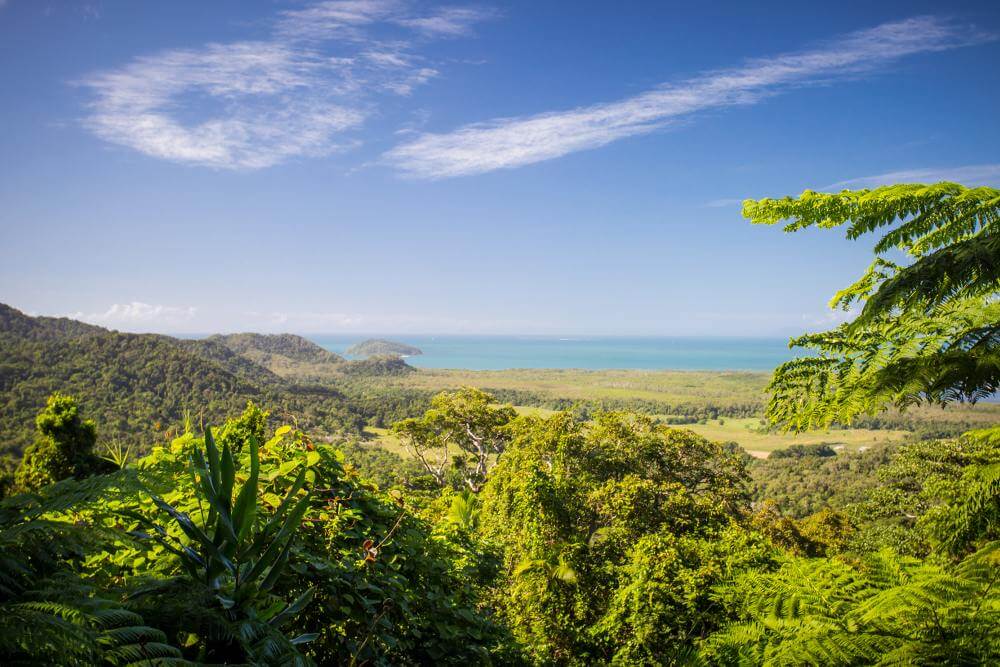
392, 388, 516, 491
14, 394, 112, 492
745, 183, 1000, 430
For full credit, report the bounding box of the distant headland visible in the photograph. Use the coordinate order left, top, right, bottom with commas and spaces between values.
345, 338, 423, 357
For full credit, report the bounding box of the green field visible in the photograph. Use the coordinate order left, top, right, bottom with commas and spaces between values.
676, 417, 910, 458
392, 368, 771, 408
363, 426, 411, 458
389, 368, 1000, 423
368, 368, 999, 459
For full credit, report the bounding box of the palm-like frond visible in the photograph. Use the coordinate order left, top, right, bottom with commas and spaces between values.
745, 183, 1000, 430
701, 542, 1000, 666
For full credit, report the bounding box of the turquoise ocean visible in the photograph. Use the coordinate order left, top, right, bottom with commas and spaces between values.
308, 335, 795, 371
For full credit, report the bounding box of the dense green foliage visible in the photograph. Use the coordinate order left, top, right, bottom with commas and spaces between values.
209, 332, 345, 366
13, 393, 114, 492
0, 400, 500, 665
334, 439, 425, 489
750, 444, 892, 518
0, 304, 433, 458
136, 425, 318, 664
746, 183, 1000, 430
478, 411, 769, 663
1, 388, 998, 664
475, 386, 763, 422
338, 355, 416, 377
704, 426, 1000, 665
702, 543, 1000, 665
0, 304, 370, 456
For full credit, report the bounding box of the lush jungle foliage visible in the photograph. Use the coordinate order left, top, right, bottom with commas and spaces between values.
2, 391, 998, 664
749, 443, 893, 518
477, 411, 770, 663
0, 397, 500, 665
13, 392, 115, 493
704, 425, 1000, 666
746, 183, 1000, 430
2, 180, 998, 664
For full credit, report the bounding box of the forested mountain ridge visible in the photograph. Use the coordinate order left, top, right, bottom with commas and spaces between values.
0, 304, 367, 456
204, 331, 418, 381
0, 302, 106, 340
209, 332, 344, 366
178, 337, 286, 386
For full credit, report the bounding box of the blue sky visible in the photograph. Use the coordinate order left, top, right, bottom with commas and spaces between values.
1, 0, 998, 335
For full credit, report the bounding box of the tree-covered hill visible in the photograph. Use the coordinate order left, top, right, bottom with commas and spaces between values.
0, 304, 366, 456
205, 332, 420, 383
209, 332, 344, 367
0, 303, 106, 340
178, 337, 286, 386
346, 338, 422, 357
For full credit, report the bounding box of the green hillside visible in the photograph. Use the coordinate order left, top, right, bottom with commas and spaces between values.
0, 304, 365, 455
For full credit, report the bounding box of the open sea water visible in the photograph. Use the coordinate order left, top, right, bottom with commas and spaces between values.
308, 335, 795, 371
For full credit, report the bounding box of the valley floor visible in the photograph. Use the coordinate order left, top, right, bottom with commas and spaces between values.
366, 367, 1000, 458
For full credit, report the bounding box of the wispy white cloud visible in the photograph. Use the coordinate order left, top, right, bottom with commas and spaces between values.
71, 302, 197, 329
385, 16, 994, 179
826, 163, 1000, 189
276, 1, 496, 41
83, 42, 366, 169
275, 0, 397, 42
395, 6, 499, 37
80, 1, 492, 169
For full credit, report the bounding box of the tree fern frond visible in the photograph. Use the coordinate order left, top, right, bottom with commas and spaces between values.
745, 183, 1000, 430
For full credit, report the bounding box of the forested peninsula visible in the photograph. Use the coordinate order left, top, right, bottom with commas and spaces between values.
346, 338, 423, 357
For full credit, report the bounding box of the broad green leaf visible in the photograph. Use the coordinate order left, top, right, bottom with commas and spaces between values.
233, 435, 260, 542
278, 460, 301, 476
204, 426, 221, 490
220, 441, 236, 512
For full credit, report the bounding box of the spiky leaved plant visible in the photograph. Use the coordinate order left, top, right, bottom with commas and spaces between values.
133, 427, 317, 665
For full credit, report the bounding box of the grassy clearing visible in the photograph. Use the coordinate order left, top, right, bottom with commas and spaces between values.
673, 417, 910, 458
363, 426, 413, 459
392, 368, 770, 409
390, 368, 1000, 423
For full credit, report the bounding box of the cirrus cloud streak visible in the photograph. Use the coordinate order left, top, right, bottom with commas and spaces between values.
827, 163, 1000, 189
384, 16, 994, 179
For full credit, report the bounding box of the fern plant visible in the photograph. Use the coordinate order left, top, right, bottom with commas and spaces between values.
744, 183, 1000, 430
0, 482, 186, 665
702, 543, 1000, 665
